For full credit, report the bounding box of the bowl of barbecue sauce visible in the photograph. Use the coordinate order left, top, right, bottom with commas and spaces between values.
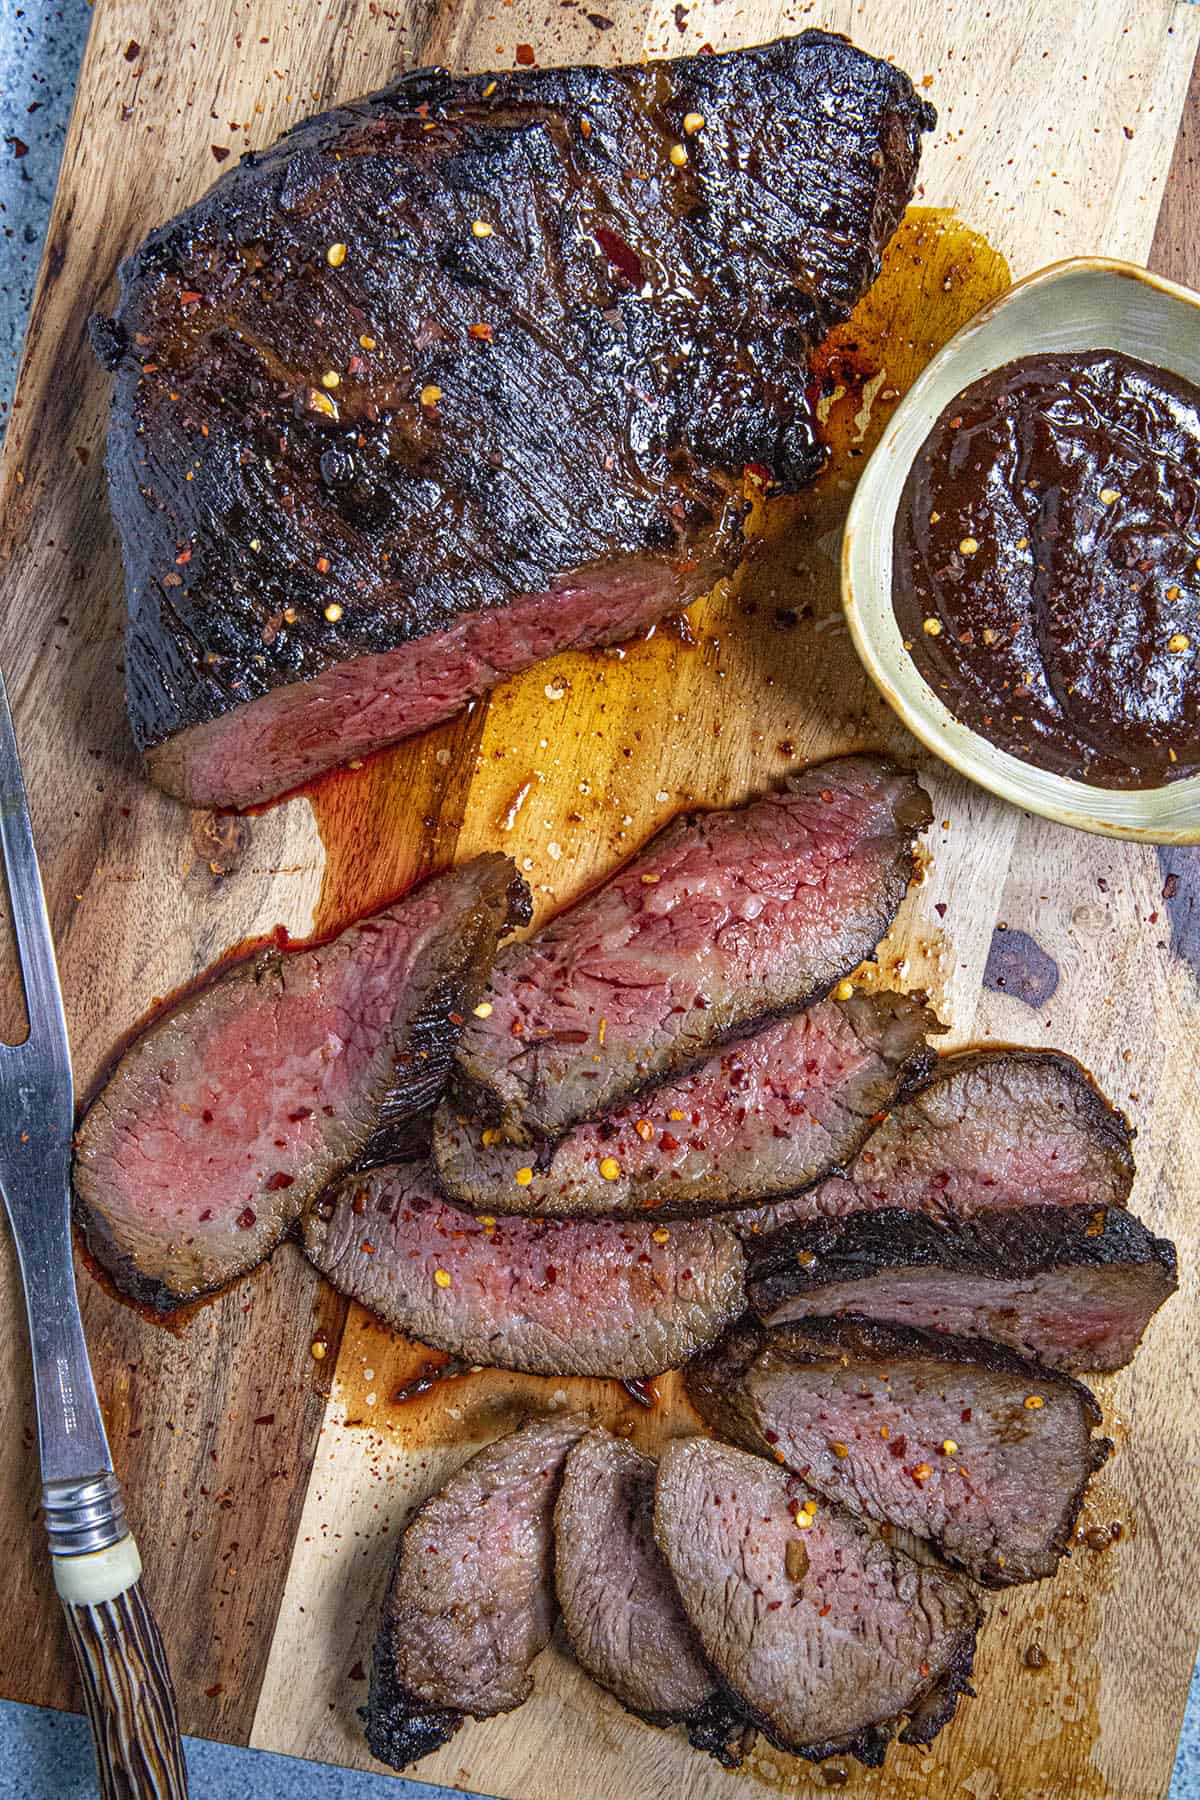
843, 258, 1200, 840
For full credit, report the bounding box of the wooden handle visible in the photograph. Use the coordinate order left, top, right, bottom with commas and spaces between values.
55, 1539, 189, 1799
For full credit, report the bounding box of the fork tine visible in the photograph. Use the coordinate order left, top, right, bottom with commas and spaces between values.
0, 670, 70, 1068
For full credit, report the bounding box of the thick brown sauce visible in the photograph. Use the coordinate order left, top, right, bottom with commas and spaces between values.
894, 350, 1200, 787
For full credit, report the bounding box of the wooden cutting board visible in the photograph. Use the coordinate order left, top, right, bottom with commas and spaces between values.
0, 2, 1198, 1796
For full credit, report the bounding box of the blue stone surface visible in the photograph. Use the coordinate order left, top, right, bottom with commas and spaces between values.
0, 0, 1194, 1791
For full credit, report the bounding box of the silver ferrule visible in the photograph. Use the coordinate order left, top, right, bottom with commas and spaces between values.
42, 1472, 128, 1557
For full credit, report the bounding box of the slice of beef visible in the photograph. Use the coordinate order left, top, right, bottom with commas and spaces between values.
654, 1437, 980, 1766
300, 1160, 745, 1378
366, 1412, 586, 1771
553, 1429, 747, 1765
93, 35, 934, 812
731, 1046, 1134, 1238
747, 1204, 1178, 1371
453, 757, 932, 1143
688, 1318, 1110, 1586
434, 990, 936, 1220
74, 855, 528, 1311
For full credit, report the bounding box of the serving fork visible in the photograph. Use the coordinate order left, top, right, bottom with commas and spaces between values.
0, 671, 187, 1797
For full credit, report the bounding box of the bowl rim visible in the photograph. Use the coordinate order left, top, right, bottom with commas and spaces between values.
841, 253, 1200, 844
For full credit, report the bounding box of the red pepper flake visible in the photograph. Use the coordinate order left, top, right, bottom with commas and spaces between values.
124, 39, 140, 60
265, 1172, 294, 1191
198, 1208, 213, 1222
179, 289, 202, 306
818, 1603, 831, 1617
211, 145, 231, 163
175, 548, 192, 565
204, 1684, 223, 1699
315, 555, 330, 574
515, 42, 536, 64
468, 321, 494, 341
361, 1240, 377, 1254
236, 1207, 256, 1229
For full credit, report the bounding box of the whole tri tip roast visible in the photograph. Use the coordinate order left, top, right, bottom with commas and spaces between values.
367, 1412, 587, 1772
91, 34, 934, 811
553, 1429, 748, 1767
688, 1318, 1111, 1586
729, 1045, 1135, 1238
300, 1161, 746, 1379
73, 855, 528, 1309
653, 1437, 981, 1767
434, 989, 937, 1221
746, 1203, 1178, 1370
452, 756, 933, 1144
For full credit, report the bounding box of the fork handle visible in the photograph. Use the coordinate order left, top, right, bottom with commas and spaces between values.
54, 1537, 189, 1799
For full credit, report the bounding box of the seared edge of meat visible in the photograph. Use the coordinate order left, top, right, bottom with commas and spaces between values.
746, 1202, 1178, 1370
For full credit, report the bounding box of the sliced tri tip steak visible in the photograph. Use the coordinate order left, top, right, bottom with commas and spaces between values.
434, 989, 937, 1220
74, 854, 528, 1310
687, 1318, 1110, 1586
366, 1412, 587, 1771
729, 1045, 1135, 1238
553, 1429, 749, 1767
452, 756, 932, 1144
653, 1436, 981, 1767
92, 34, 934, 810
746, 1204, 1178, 1371
299, 1160, 746, 1378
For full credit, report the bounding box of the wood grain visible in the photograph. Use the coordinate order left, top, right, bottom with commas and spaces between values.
0, 1, 1197, 1796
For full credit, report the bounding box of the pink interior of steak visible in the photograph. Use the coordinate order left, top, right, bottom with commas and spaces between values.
147, 557, 698, 810
655, 1438, 975, 1753
746, 1346, 1096, 1582
774, 1265, 1163, 1370
305, 1164, 744, 1376
447, 1000, 893, 1214
459, 759, 924, 1136
76, 901, 444, 1289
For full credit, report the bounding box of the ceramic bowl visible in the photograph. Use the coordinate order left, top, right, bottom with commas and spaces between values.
842, 256, 1200, 842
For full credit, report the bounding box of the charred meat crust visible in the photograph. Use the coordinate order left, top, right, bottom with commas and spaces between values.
748, 1203, 1175, 1295
95, 33, 933, 805
746, 1203, 1178, 1369
687, 1317, 1111, 1588
642, 1693, 752, 1769
363, 1641, 463, 1773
